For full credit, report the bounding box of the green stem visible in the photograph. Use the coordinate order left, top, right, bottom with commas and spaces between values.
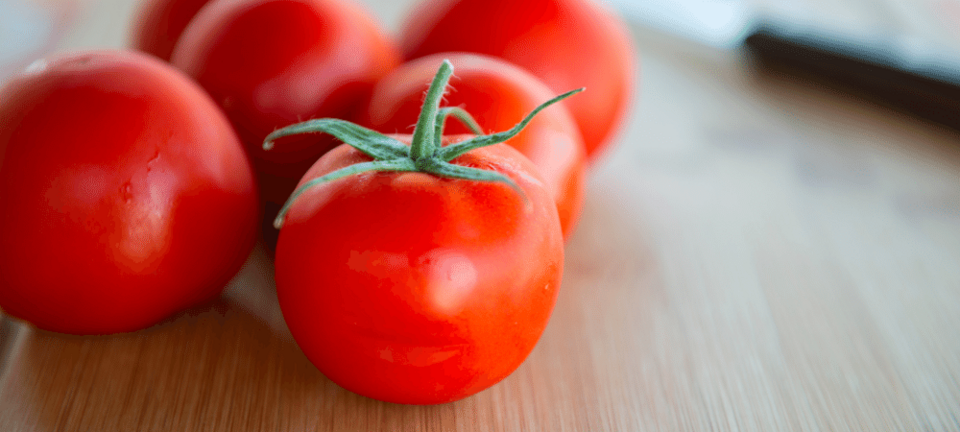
436, 107, 484, 136
272, 159, 416, 229
262, 59, 583, 229
438, 88, 584, 162
434, 107, 483, 151
410, 60, 454, 160
263, 118, 408, 160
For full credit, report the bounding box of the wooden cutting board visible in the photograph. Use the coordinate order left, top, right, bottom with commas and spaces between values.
2, 0, 959, 430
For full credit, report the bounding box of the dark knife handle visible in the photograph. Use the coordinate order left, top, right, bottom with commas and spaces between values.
743, 22, 960, 131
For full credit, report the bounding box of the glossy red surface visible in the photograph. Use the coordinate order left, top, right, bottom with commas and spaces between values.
274, 138, 563, 404
171, 0, 400, 205
0, 51, 258, 334
400, 0, 637, 161
132, 0, 212, 61
355, 53, 587, 239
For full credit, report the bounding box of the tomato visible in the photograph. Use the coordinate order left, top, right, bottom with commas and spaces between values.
400, 0, 637, 161
354, 53, 586, 239
271, 60, 566, 404
131, 0, 212, 61
170, 0, 400, 205
0, 50, 258, 335
275, 141, 563, 404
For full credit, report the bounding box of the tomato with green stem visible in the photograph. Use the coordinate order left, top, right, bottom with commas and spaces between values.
355, 53, 586, 240
269, 60, 577, 404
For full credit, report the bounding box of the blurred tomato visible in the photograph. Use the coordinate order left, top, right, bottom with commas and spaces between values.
131, 0, 211, 61
400, 0, 637, 161
171, 0, 400, 205
0, 50, 258, 334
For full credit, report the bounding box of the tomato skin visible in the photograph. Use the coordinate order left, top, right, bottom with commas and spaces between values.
355, 53, 586, 240
400, 0, 636, 161
274, 138, 563, 404
0, 51, 258, 335
171, 0, 400, 204
131, 0, 212, 61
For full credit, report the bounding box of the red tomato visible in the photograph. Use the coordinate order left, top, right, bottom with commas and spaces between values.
275, 138, 563, 404
354, 53, 586, 239
0, 50, 258, 335
400, 0, 637, 161
131, 0, 212, 61
271, 59, 570, 403
170, 0, 400, 204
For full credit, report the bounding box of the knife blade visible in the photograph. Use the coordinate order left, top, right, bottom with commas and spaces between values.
606, 0, 960, 131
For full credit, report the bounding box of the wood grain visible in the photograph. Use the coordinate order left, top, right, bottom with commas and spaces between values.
1, 0, 959, 430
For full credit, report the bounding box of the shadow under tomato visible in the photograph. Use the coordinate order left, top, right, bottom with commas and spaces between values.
0, 174, 669, 431
1, 293, 507, 430
2, 300, 316, 430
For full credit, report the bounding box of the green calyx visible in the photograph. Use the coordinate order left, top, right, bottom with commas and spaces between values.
264, 59, 583, 229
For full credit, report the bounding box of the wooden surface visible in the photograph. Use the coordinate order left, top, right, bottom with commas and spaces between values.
2, 0, 960, 430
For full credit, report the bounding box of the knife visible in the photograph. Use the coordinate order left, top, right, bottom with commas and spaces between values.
606, 0, 960, 131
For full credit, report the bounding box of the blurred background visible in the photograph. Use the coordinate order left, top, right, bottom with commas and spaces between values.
1, 0, 959, 430
2, 0, 959, 74
4, 0, 960, 128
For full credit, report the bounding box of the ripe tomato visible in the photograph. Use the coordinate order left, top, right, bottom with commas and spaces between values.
170, 0, 400, 205
400, 0, 637, 161
0, 50, 258, 335
275, 140, 563, 404
354, 53, 586, 239
131, 0, 212, 61
271, 60, 565, 404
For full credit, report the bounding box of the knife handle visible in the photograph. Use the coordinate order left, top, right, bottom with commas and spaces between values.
743, 22, 960, 131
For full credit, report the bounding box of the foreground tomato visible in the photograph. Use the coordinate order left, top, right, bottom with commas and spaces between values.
0, 51, 258, 334
171, 0, 400, 205
355, 53, 586, 239
131, 0, 211, 61
400, 0, 636, 161
272, 61, 568, 404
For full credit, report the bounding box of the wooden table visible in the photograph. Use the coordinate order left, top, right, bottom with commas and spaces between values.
2, 0, 959, 430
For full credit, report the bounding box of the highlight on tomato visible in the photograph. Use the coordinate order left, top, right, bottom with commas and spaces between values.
355, 53, 587, 240
268, 60, 577, 404
400, 0, 637, 162
170, 0, 400, 205
0, 50, 259, 335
